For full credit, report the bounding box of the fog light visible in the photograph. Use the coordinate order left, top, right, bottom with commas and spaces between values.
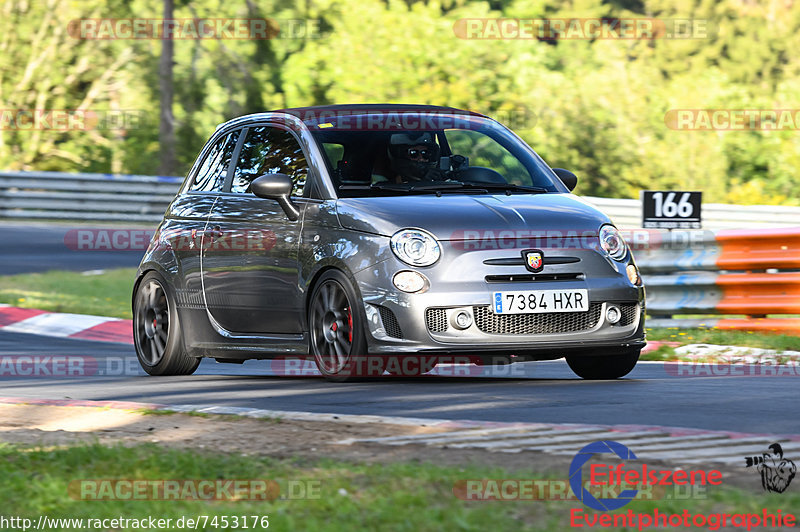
451, 310, 473, 330
606, 305, 621, 325
626, 264, 641, 285
392, 270, 427, 293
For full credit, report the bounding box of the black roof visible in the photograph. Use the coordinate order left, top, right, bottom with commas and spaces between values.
275, 103, 487, 118
215, 104, 491, 132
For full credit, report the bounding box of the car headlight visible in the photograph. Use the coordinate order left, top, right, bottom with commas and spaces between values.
390, 229, 441, 267
598, 224, 627, 261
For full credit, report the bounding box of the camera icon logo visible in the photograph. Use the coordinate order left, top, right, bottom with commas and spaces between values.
744, 443, 796, 494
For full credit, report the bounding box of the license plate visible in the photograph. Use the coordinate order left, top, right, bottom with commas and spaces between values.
492, 289, 589, 314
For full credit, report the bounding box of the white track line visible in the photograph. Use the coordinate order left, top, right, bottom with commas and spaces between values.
643, 442, 800, 462
596, 437, 771, 453
343, 426, 541, 445
448, 430, 661, 449
343, 422, 799, 465
385, 427, 604, 446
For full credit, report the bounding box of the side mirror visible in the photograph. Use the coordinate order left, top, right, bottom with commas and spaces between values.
552, 168, 578, 192
251, 173, 300, 221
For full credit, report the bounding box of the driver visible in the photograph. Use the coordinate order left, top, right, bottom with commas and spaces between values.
379, 132, 442, 183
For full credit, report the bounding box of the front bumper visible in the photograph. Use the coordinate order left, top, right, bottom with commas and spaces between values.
353, 245, 646, 357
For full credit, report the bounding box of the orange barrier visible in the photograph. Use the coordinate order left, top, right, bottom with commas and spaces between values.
644, 227, 800, 335
716, 272, 800, 315
716, 227, 800, 270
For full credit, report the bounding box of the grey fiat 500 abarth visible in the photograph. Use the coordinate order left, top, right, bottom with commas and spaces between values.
133, 104, 645, 381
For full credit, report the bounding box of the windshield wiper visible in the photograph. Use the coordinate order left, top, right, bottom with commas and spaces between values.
338, 183, 425, 193
338, 181, 549, 195
448, 182, 549, 194
372, 181, 549, 193
406, 182, 469, 191
338, 182, 470, 194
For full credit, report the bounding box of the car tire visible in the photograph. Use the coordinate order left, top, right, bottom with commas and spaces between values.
308, 270, 386, 382
566, 348, 640, 380
133, 271, 200, 376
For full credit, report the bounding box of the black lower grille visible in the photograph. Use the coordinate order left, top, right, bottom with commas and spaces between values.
425, 308, 448, 333
484, 273, 584, 283
618, 303, 639, 326
377, 306, 403, 338
472, 303, 602, 335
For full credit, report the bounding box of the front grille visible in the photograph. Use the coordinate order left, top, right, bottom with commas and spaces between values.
484, 273, 584, 283
618, 303, 639, 326
377, 306, 403, 338
482, 256, 581, 266
425, 308, 448, 333
472, 303, 602, 335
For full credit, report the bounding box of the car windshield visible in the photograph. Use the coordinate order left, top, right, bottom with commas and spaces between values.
305, 112, 567, 198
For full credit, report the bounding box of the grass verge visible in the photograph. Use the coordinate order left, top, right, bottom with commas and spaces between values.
2, 442, 797, 531
0, 268, 136, 319
646, 327, 800, 351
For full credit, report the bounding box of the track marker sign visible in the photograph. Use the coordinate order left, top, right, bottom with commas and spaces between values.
641, 190, 702, 229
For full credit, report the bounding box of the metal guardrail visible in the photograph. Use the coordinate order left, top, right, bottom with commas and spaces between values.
2, 171, 800, 227
0, 171, 182, 222
633, 227, 800, 334
585, 196, 800, 229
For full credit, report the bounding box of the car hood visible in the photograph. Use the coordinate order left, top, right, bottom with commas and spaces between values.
335, 193, 612, 240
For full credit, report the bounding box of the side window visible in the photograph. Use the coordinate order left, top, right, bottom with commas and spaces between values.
231, 126, 309, 196
190, 130, 240, 192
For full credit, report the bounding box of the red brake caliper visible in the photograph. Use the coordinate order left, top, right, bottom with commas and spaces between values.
346, 307, 353, 343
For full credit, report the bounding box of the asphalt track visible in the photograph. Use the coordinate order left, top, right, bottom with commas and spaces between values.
0, 222, 146, 275
2, 223, 798, 437
1, 330, 797, 435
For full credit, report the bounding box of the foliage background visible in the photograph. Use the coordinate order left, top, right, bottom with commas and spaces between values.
2, 0, 799, 203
